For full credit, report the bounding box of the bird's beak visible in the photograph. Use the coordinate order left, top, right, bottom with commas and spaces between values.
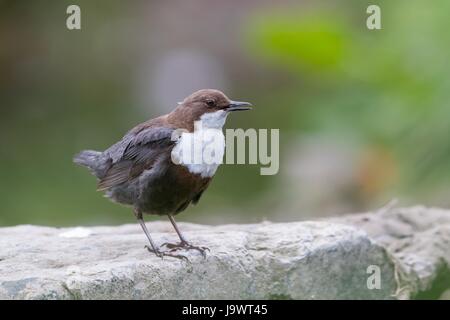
226, 100, 253, 112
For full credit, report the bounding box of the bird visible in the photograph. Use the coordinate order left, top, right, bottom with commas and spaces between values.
74, 89, 252, 260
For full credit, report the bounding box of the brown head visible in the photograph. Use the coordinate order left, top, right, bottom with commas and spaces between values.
167, 89, 252, 131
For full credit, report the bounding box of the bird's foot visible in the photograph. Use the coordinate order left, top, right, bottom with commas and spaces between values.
161, 241, 210, 258
145, 245, 190, 262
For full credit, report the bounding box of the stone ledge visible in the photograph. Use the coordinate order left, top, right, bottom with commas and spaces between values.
0, 206, 448, 299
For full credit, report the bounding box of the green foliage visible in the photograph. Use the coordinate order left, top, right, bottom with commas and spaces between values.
248, 12, 349, 71
246, 1, 450, 199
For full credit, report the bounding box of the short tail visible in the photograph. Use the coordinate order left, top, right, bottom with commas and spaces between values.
73, 150, 104, 177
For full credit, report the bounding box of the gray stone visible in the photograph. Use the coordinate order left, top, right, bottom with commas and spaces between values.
334, 205, 450, 299
0, 206, 448, 299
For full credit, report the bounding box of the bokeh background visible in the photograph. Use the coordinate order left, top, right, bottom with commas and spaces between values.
1, 0, 450, 226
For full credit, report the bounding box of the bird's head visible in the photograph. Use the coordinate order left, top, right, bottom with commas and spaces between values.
171, 89, 252, 130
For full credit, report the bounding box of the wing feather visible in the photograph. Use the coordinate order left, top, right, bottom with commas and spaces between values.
97, 127, 175, 190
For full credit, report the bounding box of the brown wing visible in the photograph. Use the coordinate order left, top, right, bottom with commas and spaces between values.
97, 127, 175, 191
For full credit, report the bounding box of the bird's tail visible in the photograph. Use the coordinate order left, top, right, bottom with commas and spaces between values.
73, 150, 104, 178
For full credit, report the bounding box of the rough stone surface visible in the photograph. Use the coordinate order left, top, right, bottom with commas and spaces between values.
0, 206, 448, 299
334, 205, 450, 299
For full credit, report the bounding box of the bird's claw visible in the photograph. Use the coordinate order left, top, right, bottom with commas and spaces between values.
161, 241, 210, 258
144, 245, 190, 262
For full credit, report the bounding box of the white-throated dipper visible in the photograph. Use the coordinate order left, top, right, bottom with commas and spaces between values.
74, 89, 252, 260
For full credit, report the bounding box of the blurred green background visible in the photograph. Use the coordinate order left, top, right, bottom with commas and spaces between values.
1, 0, 450, 226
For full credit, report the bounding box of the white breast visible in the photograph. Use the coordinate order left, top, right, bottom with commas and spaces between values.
171, 110, 227, 178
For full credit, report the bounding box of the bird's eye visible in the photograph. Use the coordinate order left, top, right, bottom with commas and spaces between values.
206, 99, 215, 107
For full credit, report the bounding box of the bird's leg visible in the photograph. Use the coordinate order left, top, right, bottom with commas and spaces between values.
134, 209, 189, 262
161, 215, 210, 257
